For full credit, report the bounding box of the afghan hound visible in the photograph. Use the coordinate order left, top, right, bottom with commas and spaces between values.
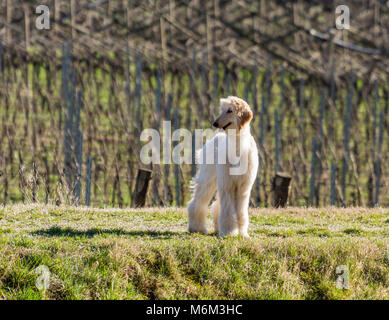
187, 96, 258, 237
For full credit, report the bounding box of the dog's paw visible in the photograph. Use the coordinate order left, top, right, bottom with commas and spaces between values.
218, 228, 239, 237
188, 226, 208, 235
240, 232, 250, 239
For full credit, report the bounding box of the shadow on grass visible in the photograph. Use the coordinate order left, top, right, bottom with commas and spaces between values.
31, 226, 181, 239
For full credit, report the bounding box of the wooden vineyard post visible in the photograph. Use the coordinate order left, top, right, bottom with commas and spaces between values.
125, 41, 131, 121
6, 0, 13, 43
164, 93, 173, 205
330, 162, 336, 206
85, 157, 92, 206
173, 107, 180, 206
374, 110, 384, 206
23, 4, 30, 50
0, 39, 2, 89
272, 172, 292, 208
70, 0, 77, 39
133, 169, 152, 208
309, 138, 317, 207
278, 64, 285, 156
342, 71, 354, 206
135, 55, 143, 135
73, 91, 83, 206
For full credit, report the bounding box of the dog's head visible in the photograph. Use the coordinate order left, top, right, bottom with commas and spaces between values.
213, 96, 253, 132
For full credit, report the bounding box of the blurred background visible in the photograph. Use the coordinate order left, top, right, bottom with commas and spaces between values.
0, 0, 388, 208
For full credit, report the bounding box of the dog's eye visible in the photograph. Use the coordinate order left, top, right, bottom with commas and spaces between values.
227, 109, 232, 113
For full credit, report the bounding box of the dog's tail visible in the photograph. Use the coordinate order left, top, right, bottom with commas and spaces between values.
189, 175, 199, 194
189, 147, 203, 193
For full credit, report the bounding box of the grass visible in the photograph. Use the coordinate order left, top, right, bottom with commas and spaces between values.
0, 204, 388, 300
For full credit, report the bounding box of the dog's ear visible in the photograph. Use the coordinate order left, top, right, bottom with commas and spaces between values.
238, 108, 253, 130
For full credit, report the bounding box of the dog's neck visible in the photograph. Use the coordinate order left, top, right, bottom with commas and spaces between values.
239, 124, 251, 136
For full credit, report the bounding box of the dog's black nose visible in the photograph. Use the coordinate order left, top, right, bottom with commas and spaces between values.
213, 121, 219, 128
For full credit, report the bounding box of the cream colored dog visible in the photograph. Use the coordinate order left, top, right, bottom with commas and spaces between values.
187, 96, 258, 237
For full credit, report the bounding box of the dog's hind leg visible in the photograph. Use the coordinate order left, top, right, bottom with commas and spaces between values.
187, 165, 217, 234
210, 195, 220, 234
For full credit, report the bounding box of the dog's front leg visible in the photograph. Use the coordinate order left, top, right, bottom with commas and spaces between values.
235, 192, 250, 238
218, 190, 239, 237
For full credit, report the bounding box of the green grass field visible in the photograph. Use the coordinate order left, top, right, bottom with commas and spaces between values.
0, 204, 388, 300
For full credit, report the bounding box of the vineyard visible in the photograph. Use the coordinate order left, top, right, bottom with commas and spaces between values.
0, 0, 388, 208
